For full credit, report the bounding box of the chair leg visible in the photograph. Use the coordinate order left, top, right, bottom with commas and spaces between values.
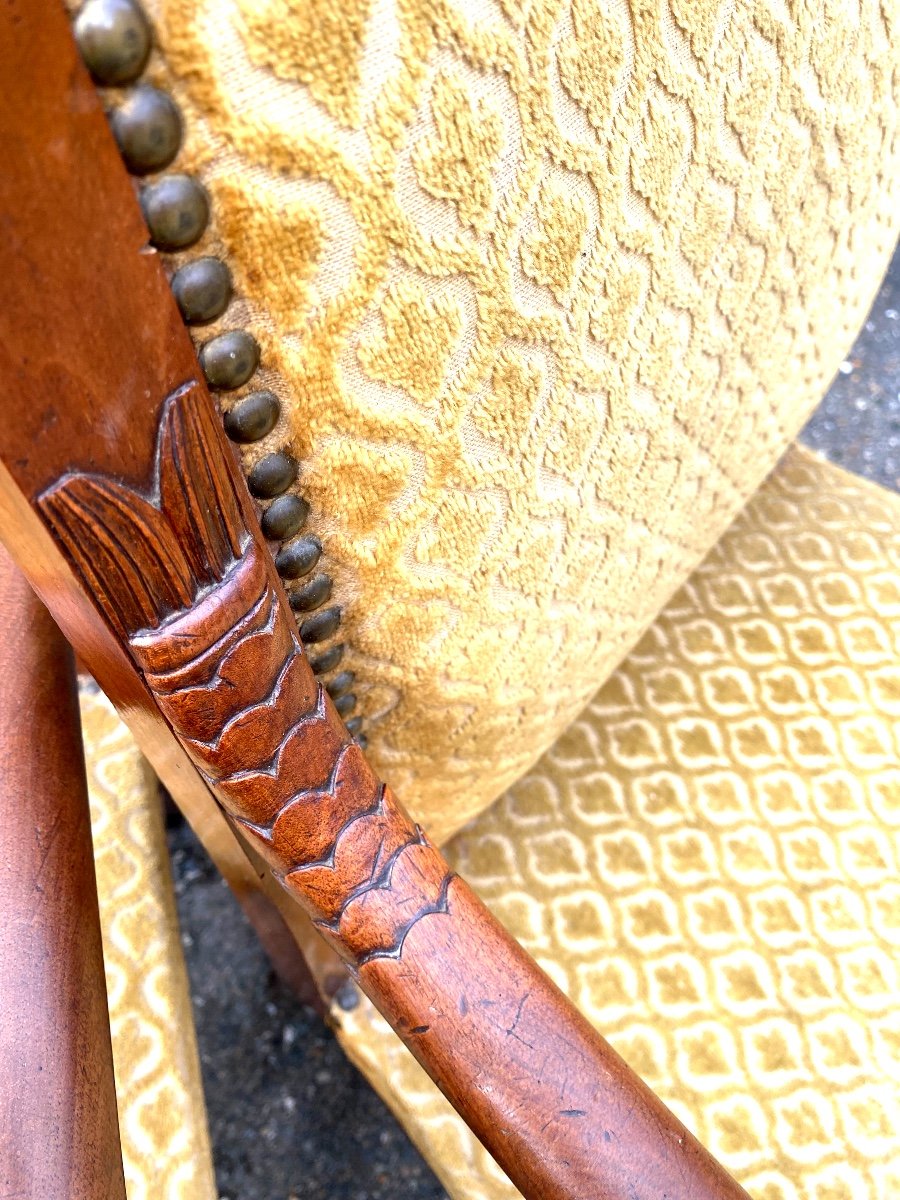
0, 546, 126, 1200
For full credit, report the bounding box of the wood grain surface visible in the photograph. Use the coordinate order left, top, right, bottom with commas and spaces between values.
0, 4, 751, 1197
0, 545, 126, 1200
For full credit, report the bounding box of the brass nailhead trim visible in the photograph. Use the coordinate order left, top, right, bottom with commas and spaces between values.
309, 644, 345, 674
74, 0, 151, 86
77, 0, 363, 737
248, 452, 298, 499
261, 494, 309, 542
223, 390, 280, 444
199, 330, 260, 391
334, 692, 357, 718
325, 670, 354, 698
277, 535, 322, 580
299, 606, 342, 644
289, 573, 332, 612
111, 85, 182, 174
140, 172, 209, 250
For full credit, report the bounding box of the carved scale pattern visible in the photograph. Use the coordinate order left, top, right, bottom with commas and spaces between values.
39, 386, 453, 967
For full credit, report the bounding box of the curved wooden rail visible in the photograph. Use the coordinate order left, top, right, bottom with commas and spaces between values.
0, 5, 750, 1198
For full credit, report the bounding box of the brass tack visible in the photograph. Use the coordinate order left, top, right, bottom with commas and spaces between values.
224, 391, 280, 444
74, 0, 151, 87
299, 605, 341, 644
276, 535, 321, 579
141, 173, 209, 250
171, 256, 231, 325
247, 451, 297, 499
325, 670, 354, 699
199, 330, 260, 391
289, 573, 332, 612
261, 494, 309, 541
308, 644, 344, 674
111, 85, 181, 174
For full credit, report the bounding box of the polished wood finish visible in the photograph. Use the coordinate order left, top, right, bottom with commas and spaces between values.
0, 546, 126, 1200
39, 391, 456, 969
0, 5, 750, 1197
0, 0, 334, 1008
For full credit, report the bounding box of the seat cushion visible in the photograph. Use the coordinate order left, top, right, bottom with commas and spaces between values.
82, 687, 218, 1200
335, 446, 900, 1199
144, 0, 899, 837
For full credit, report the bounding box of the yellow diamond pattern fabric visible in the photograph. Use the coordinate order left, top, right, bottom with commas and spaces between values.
335, 446, 900, 1200
145, 0, 900, 838
82, 687, 217, 1200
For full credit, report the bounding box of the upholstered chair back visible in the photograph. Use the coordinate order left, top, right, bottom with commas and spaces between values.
143, 0, 899, 839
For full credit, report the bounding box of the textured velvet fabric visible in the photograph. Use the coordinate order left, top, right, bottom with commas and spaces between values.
142, 0, 900, 836
337, 446, 900, 1200
83, 687, 217, 1200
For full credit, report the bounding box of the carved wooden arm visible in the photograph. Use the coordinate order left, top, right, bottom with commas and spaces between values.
0, 5, 750, 1198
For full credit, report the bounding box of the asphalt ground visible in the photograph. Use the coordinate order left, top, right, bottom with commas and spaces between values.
171, 241, 900, 1199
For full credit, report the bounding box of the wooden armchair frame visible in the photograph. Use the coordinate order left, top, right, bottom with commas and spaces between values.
0, 4, 750, 1197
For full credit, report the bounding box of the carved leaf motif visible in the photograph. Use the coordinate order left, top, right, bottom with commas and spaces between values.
157, 387, 246, 583
39, 474, 195, 633
40, 383, 248, 635
39, 385, 454, 968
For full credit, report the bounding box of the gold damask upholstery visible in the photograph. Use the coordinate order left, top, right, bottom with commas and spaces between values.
336, 446, 900, 1200
143, 0, 900, 838
81, 687, 217, 1200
